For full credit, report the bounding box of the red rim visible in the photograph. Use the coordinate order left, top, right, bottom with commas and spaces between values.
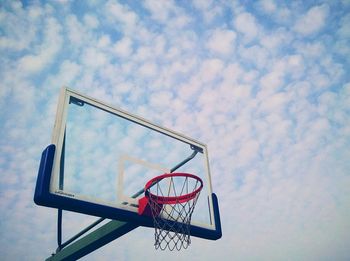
144, 173, 203, 204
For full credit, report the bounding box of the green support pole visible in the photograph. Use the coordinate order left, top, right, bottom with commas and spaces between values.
46, 220, 139, 261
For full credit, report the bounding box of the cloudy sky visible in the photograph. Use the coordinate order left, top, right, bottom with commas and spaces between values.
1, 0, 349, 260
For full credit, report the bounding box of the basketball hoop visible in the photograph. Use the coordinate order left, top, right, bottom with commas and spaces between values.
139, 173, 203, 251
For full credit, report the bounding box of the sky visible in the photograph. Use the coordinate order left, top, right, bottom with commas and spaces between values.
0, 0, 349, 260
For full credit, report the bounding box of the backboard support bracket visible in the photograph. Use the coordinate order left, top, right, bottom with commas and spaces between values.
46, 195, 221, 260
47, 220, 139, 261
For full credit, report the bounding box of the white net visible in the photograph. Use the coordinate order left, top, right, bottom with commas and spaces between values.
145, 173, 202, 251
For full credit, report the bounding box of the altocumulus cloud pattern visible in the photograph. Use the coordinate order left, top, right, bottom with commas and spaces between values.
0, 0, 349, 260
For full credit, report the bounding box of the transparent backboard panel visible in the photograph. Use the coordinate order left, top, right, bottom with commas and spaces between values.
51, 90, 215, 230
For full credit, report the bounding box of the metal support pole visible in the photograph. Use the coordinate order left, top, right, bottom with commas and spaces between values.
57, 131, 65, 250
47, 220, 138, 261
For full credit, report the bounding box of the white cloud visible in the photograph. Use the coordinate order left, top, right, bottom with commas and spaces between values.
294, 4, 329, 35
152, 35, 167, 56
239, 44, 269, 69
236, 139, 260, 167
206, 28, 236, 55
0, 4, 42, 51
196, 88, 219, 107
56, 60, 81, 85
138, 62, 158, 78
105, 0, 139, 33
65, 14, 87, 46
234, 12, 259, 42
112, 37, 133, 57
56, 0, 70, 4
171, 13, 191, 29
143, 0, 175, 22
17, 17, 62, 74
259, 0, 277, 13
133, 46, 153, 62
260, 28, 292, 51
337, 13, 350, 38
197, 58, 224, 83
149, 90, 173, 108
83, 13, 99, 29
320, 56, 344, 83
192, 0, 213, 10
193, 0, 223, 23
295, 41, 326, 58
143, 0, 191, 28
259, 70, 284, 93
111, 81, 133, 96
17, 55, 47, 74
258, 92, 291, 114
334, 40, 350, 62
221, 63, 242, 85
177, 77, 201, 103
81, 47, 108, 68
280, 7, 293, 20
286, 54, 304, 78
